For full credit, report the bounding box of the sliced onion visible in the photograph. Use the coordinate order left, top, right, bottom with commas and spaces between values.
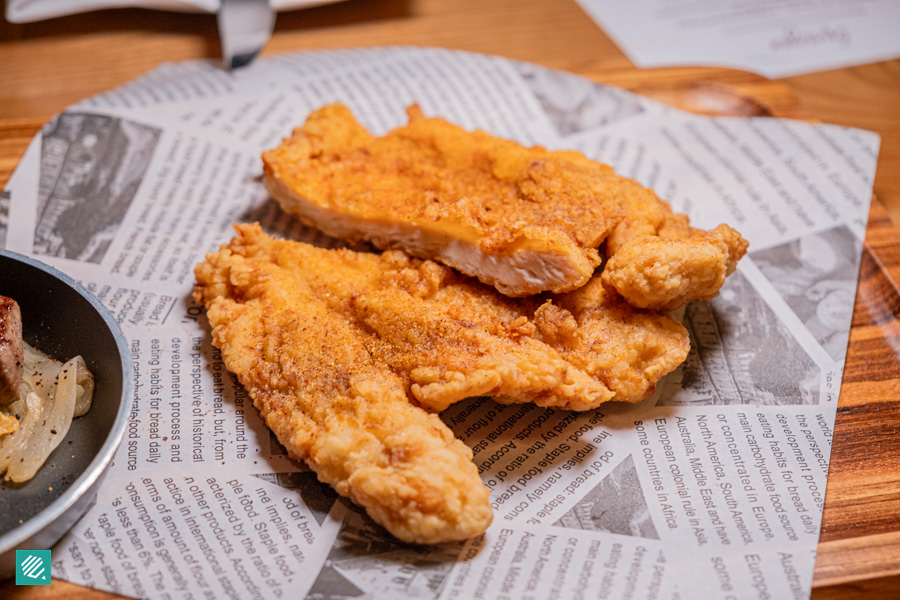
0, 392, 43, 474
0, 344, 94, 482
70, 356, 94, 417
21, 345, 62, 398
6, 357, 80, 482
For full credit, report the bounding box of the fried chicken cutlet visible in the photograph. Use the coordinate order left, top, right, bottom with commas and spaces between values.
194, 224, 689, 541
194, 228, 493, 544
262, 104, 624, 296
263, 103, 747, 309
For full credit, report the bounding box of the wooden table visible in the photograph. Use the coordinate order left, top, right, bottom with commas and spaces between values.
1, 1, 898, 598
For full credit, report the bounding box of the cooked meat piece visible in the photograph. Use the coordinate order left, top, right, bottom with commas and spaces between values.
194, 226, 493, 544
262, 103, 625, 296
194, 224, 691, 541
601, 178, 748, 311
263, 104, 746, 307
539, 277, 690, 403
0, 296, 23, 405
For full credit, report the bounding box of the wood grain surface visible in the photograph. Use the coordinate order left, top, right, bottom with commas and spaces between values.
1, 1, 899, 597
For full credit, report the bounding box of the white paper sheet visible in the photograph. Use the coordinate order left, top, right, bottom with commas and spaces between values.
576, 0, 900, 78
0, 46, 880, 599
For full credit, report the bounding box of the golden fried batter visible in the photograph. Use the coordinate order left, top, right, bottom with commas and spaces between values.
194, 228, 493, 544
263, 104, 746, 307
194, 224, 690, 542
262, 104, 625, 296
601, 178, 749, 310
194, 225, 688, 543
541, 278, 691, 404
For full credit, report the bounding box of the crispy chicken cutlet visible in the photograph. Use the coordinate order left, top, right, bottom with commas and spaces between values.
263, 103, 746, 308
262, 103, 625, 296
194, 229, 492, 544
194, 224, 689, 542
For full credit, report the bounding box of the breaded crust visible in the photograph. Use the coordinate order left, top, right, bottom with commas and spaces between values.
262, 104, 625, 296
194, 228, 493, 543
194, 224, 692, 542
601, 178, 749, 310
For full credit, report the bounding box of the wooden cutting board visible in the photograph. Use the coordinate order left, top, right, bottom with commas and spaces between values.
0, 67, 897, 599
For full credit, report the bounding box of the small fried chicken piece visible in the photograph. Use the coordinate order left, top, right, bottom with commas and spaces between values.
602, 178, 748, 311
194, 228, 493, 544
262, 103, 625, 296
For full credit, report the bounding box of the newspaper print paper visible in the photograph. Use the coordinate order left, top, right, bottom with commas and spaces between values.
1, 46, 879, 600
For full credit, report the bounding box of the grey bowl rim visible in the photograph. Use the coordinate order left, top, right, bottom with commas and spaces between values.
0, 248, 133, 553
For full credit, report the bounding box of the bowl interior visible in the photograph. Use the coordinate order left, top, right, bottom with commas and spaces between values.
0, 252, 126, 536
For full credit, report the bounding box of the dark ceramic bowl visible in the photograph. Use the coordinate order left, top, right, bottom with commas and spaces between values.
0, 249, 131, 579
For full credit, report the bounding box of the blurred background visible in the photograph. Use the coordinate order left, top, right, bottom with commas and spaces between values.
1, 0, 898, 228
